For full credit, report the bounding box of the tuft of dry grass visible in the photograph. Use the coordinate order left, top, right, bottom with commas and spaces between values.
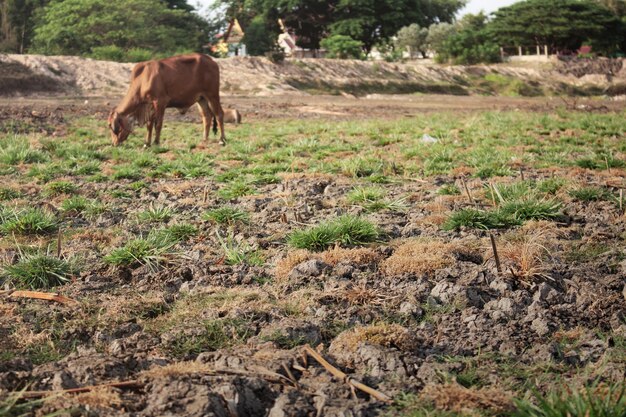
68, 387, 123, 409
381, 239, 456, 276
337, 282, 396, 307
321, 246, 382, 266
497, 223, 557, 281
274, 250, 314, 281
141, 361, 215, 378
274, 247, 382, 281
421, 383, 514, 414
332, 322, 417, 353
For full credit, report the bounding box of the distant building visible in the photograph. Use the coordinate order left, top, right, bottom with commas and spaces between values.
212, 19, 247, 57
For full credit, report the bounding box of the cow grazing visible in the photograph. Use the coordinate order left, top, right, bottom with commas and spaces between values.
108, 53, 226, 147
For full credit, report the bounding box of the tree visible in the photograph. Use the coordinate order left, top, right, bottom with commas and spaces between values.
218, 0, 466, 53
0, 0, 49, 53
436, 12, 500, 64
489, 0, 625, 55
273, 0, 335, 50
320, 34, 363, 58
328, 0, 466, 52
594, 0, 626, 17
32, 0, 209, 57
243, 14, 278, 55
395, 24, 428, 58
426, 22, 456, 54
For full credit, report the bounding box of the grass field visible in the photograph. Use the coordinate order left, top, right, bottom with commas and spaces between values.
0, 101, 625, 416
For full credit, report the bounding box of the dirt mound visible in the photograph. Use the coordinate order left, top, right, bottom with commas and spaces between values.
0, 57, 66, 95
2, 54, 626, 98
556, 57, 624, 78
2, 54, 133, 97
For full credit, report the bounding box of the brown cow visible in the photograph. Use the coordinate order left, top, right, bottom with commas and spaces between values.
107, 53, 225, 147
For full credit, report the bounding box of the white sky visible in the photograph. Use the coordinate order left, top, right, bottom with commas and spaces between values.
459, 0, 520, 15
192, 0, 521, 18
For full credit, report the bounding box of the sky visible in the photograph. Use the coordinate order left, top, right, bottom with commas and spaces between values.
459, 0, 519, 15
192, 0, 521, 18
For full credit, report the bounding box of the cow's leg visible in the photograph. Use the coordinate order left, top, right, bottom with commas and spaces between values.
153, 103, 166, 145
207, 96, 226, 146
196, 100, 213, 142
145, 117, 154, 147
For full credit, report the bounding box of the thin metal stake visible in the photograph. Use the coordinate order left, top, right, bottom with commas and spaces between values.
489, 232, 501, 274
56, 228, 62, 259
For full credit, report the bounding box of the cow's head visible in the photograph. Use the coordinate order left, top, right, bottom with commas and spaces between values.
107, 110, 131, 146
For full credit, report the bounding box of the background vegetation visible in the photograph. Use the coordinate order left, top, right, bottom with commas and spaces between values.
0, 0, 625, 62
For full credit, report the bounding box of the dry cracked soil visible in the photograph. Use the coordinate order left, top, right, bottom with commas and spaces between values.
0, 92, 624, 417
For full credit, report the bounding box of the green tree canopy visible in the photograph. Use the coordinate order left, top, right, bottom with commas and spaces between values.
329, 0, 466, 52
426, 22, 456, 54
320, 34, 363, 58
489, 0, 624, 54
32, 0, 208, 57
436, 12, 500, 64
395, 23, 428, 57
219, 0, 465, 53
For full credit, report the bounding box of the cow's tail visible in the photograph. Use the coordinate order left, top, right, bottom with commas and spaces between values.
212, 117, 218, 135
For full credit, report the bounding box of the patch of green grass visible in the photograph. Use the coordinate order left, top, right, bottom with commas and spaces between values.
112, 165, 141, 181
536, 178, 566, 194
569, 186, 614, 202
0, 207, 58, 235
0, 136, 47, 165
104, 232, 179, 270
72, 160, 101, 176
203, 207, 250, 224
0, 187, 21, 201
167, 318, 254, 358
564, 242, 611, 263
217, 181, 255, 200
44, 181, 78, 197
491, 181, 533, 202
2, 253, 74, 289
437, 184, 461, 195
347, 186, 385, 204
129, 180, 147, 191
498, 199, 562, 222
514, 382, 626, 417
153, 224, 198, 242
443, 208, 517, 230
341, 157, 386, 178
137, 205, 173, 223
110, 189, 132, 199
443, 198, 560, 231
216, 231, 264, 266
288, 215, 379, 251
260, 330, 308, 349
575, 153, 625, 170
60, 196, 89, 212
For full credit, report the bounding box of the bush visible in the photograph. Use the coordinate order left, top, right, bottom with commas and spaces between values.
89, 45, 125, 62
125, 48, 153, 62
321, 35, 364, 59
